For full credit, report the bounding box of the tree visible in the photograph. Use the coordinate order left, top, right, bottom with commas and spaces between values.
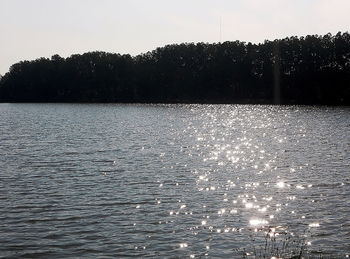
0, 32, 349, 105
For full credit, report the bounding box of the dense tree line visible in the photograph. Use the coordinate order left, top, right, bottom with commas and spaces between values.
0, 32, 350, 104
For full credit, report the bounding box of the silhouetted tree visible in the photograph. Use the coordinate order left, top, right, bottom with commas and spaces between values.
0, 32, 349, 104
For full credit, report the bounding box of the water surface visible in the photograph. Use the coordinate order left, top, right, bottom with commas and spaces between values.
0, 104, 349, 258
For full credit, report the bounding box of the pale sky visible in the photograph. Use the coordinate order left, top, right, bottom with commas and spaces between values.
0, 0, 349, 75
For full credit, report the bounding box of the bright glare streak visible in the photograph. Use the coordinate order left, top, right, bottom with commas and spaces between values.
179, 243, 188, 248
276, 181, 285, 188
249, 219, 269, 226
245, 202, 254, 209
309, 223, 320, 227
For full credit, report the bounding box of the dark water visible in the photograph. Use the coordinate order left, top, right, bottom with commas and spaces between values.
0, 103, 349, 258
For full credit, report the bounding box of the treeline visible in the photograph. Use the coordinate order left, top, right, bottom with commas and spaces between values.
0, 32, 350, 104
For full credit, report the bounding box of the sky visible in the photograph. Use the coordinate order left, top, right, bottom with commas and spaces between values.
0, 0, 350, 75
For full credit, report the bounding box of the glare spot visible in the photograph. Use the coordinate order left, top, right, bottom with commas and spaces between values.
276, 182, 285, 188
179, 243, 188, 248
264, 196, 273, 201
218, 208, 226, 215
245, 203, 254, 209
201, 220, 207, 225
309, 223, 320, 228
259, 207, 267, 213
199, 175, 207, 181
249, 219, 269, 226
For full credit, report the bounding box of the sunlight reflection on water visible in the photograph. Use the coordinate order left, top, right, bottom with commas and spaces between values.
0, 104, 349, 258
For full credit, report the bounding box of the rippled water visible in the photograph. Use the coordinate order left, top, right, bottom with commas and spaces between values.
0, 103, 349, 258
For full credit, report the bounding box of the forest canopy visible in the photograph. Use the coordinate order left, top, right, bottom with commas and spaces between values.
0, 32, 349, 105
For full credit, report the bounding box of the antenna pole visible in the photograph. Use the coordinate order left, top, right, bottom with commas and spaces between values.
220, 17, 222, 43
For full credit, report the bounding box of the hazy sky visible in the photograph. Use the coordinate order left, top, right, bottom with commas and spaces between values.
1, 0, 349, 75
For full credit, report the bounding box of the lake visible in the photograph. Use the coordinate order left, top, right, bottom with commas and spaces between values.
0, 103, 349, 258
